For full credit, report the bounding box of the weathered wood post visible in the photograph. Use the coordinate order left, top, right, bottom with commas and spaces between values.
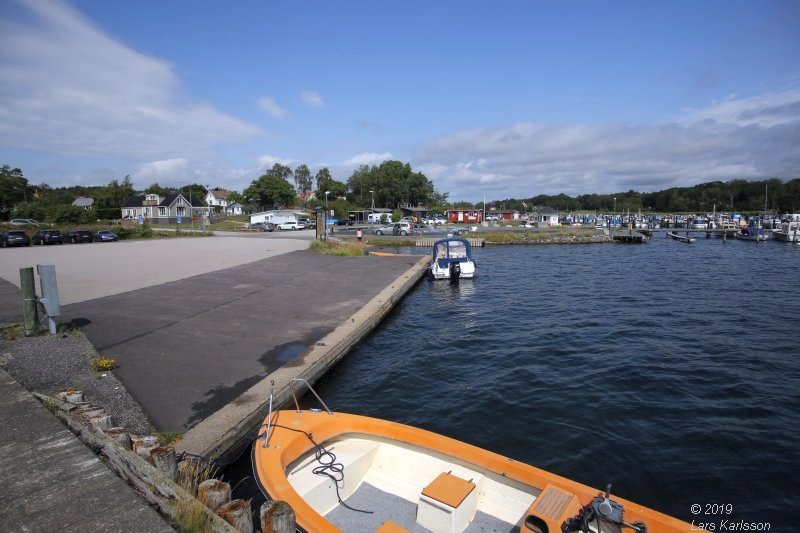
218, 499, 253, 533
198, 479, 231, 511
151, 446, 179, 480
20, 267, 39, 336
104, 427, 132, 450
37, 263, 61, 334
260, 500, 295, 533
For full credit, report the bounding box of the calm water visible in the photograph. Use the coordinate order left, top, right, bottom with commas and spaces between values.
307, 237, 799, 530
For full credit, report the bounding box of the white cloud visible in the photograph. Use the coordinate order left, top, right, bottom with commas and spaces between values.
0, 0, 261, 160
416, 89, 800, 201
257, 96, 288, 119
300, 90, 324, 108
343, 152, 393, 166
257, 155, 296, 169
134, 158, 190, 183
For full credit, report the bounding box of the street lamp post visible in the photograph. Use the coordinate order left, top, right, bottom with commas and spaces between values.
324, 191, 331, 242
369, 189, 374, 210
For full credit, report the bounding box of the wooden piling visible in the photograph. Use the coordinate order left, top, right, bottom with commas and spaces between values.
260, 500, 295, 533
104, 427, 132, 450
133, 436, 159, 465
89, 414, 115, 431
151, 446, 179, 480
198, 479, 231, 511
217, 499, 253, 533
20, 267, 39, 336
57, 388, 84, 404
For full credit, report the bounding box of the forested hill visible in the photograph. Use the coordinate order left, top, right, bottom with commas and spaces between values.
484, 178, 800, 213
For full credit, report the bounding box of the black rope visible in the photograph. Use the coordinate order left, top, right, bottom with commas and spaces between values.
260, 423, 373, 515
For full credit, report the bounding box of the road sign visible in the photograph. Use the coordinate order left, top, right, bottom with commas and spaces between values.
138, 215, 144, 225
177, 216, 182, 224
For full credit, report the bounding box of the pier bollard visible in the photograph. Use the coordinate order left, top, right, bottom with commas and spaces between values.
218, 499, 253, 533
260, 500, 295, 533
198, 479, 231, 511
151, 446, 179, 480
104, 427, 132, 450
20, 267, 39, 336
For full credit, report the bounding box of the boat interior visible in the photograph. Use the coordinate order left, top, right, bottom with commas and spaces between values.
286, 433, 539, 532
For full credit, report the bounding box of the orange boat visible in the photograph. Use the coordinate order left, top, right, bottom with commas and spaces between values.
253, 382, 691, 533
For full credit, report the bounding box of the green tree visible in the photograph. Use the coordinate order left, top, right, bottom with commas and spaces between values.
244, 174, 296, 208
0, 164, 28, 214
294, 164, 313, 195
345, 160, 434, 208
266, 163, 293, 182
145, 183, 171, 196
178, 183, 207, 205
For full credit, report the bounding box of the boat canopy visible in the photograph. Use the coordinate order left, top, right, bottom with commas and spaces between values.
433, 238, 473, 268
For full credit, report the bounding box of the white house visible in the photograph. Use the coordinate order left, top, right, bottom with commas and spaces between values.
536, 207, 560, 227
225, 202, 244, 216
121, 193, 212, 224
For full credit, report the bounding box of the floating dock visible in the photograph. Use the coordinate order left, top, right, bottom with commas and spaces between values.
612, 233, 646, 243
416, 237, 485, 247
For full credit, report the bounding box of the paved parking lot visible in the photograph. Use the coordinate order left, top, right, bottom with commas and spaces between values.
0, 233, 312, 304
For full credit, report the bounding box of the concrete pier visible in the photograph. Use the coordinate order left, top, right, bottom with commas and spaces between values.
0, 367, 172, 532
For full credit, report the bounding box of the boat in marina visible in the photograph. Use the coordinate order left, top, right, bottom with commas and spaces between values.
666, 232, 695, 243
429, 237, 476, 280
738, 227, 769, 242
253, 381, 691, 533
772, 215, 800, 243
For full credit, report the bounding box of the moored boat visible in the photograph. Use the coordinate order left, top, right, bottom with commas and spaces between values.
738, 227, 769, 242
666, 232, 695, 243
429, 237, 476, 280
253, 387, 691, 533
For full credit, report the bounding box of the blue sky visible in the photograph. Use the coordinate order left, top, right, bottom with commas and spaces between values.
1, 0, 798, 202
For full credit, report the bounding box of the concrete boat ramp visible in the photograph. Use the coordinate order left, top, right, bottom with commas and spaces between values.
0, 234, 428, 464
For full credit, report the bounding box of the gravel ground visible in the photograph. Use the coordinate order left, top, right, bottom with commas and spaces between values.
0, 327, 156, 435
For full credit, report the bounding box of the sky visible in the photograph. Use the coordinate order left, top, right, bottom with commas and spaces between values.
1, 0, 799, 203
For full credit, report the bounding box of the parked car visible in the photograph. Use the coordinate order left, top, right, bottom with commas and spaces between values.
67, 229, 93, 243
10, 219, 40, 226
372, 223, 395, 235
1, 230, 31, 247
276, 221, 304, 230
31, 230, 64, 245
94, 229, 118, 242
298, 218, 316, 229
335, 219, 354, 226
250, 222, 275, 232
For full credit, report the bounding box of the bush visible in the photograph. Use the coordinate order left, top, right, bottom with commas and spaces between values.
392, 209, 402, 222
13, 203, 47, 221
113, 226, 133, 240
48, 205, 88, 225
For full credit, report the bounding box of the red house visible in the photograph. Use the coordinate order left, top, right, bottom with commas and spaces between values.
447, 209, 483, 223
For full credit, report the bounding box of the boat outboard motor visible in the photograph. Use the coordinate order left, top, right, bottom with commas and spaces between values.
448, 261, 461, 279
561, 484, 647, 533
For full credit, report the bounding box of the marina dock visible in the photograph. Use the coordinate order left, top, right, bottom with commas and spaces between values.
416, 237, 485, 247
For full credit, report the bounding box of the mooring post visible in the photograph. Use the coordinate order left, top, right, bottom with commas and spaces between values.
260, 500, 295, 533
20, 267, 39, 336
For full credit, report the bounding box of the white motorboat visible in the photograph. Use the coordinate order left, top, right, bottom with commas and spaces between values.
430, 237, 476, 280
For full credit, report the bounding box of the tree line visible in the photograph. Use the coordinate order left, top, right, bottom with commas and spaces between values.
467, 178, 800, 214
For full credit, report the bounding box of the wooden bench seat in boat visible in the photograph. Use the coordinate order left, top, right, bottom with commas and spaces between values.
375, 520, 411, 532
417, 472, 479, 533
522, 484, 582, 533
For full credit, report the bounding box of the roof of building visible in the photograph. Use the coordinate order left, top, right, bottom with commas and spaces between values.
121, 193, 206, 208
72, 197, 95, 207
208, 189, 231, 200
538, 207, 559, 214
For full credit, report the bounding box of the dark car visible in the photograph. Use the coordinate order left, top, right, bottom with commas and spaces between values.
67, 229, 93, 243
335, 219, 354, 226
94, 230, 118, 242
1, 230, 31, 247
31, 230, 64, 245
250, 222, 275, 232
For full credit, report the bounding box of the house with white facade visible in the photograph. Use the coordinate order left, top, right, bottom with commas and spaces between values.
536, 207, 560, 227
121, 193, 211, 224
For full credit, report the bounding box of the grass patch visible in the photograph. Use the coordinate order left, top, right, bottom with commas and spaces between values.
364, 237, 417, 247
88, 356, 118, 373
309, 240, 367, 256
42, 398, 59, 414
157, 431, 184, 446
1, 324, 24, 341
174, 497, 212, 533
